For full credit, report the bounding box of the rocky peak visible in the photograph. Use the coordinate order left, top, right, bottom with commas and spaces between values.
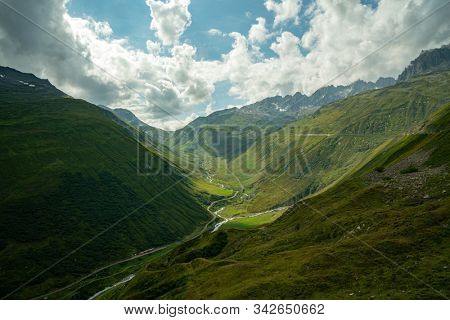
397, 44, 450, 82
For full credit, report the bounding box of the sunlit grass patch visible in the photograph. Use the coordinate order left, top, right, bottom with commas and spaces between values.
193, 178, 234, 197
224, 209, 287, 229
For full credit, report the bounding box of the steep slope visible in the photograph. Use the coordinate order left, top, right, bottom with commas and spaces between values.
113, 108, 149, 128
229, 71, 450, 212
398, 44, 450, 82
0, 68, 210, 299
97, 106, 169, 141
115, 103, 450, 300
111, 107, 173, 156
112, 108, 168, 139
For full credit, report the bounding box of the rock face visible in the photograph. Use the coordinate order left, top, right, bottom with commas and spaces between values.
398, 44, 450, 82
375, 77, 396, 88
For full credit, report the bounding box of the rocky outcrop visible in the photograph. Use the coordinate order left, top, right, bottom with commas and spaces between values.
398, 44, 450, 82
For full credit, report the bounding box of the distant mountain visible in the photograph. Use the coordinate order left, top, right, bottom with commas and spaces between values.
249, 77, 396, 116
398, 44, 450, 82
110, 108, 172, 156
113, 108, 148, 128
98, 104, 112, 111
0, 67, 210, 299
172, 77, 395, 160
97, 105, 167, 138
375, 77, 397, 87
186, 77, 396, 131
172, 44, 450, 162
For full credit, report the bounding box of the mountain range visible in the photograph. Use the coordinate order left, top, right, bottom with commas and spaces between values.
111, 43, 450, 137
101, 44, 449, 300
0, 43, 449, 299
99, 47, 450, 299
116, 99, 450, 299
103, 44, 450, 164
187, 76, 396, 130
169, 77, 397, 159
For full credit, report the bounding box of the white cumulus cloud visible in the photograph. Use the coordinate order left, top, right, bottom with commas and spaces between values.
222, 0, 450, 103
248, 17, 271, 44
146, 0, 192, 46
0, 0, 216, 130
270, 32, 301, 58
146, 40, 162, 54
205, 103, 213, 115
208, 28, 224, 37
265, 0, 302, 26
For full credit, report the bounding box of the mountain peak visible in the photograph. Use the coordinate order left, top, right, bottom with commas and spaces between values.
397, 43, 450, 82
375, 77, 396, 87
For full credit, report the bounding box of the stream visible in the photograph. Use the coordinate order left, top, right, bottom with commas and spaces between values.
88, 274, 135, 300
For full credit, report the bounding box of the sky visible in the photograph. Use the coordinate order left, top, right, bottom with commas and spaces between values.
0, 0, 449, 130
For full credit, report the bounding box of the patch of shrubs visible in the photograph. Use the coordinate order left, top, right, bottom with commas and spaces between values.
400, 166, 419, 174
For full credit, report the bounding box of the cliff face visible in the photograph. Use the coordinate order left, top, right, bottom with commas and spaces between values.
398, 44, 450, 82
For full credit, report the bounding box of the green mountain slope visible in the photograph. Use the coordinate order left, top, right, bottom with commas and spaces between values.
115, 102, 450, 300
229, 71, 450, 212
0, 68, 210, 299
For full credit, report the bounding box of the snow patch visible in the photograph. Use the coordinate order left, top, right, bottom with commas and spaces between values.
273, 103, 287, 112
18, 80, 30, 85
29, 84, 35, 87
0, 74, 4, 78
339, 87, 352, 97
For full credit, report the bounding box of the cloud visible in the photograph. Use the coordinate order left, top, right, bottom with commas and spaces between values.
265, 0, 302, 26
222, 0, 450, 103
146, 40, 162, 54
221, 31, 302, 102
297, 0, 450, 89
0, 0, 449, 130
0, 0, 216, 130
208, 28, 224, 37
205, 103, 213, 115
270, 32, 301, 58
248, 17, 271, 44
145, 112, 198, 131
146, 0, 192, 46
0, 0, 120, 104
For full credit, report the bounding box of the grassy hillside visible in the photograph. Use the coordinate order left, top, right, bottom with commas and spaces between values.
229, 71, 450, 212
0, 81, 210, 299
113, 103, 450, 300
